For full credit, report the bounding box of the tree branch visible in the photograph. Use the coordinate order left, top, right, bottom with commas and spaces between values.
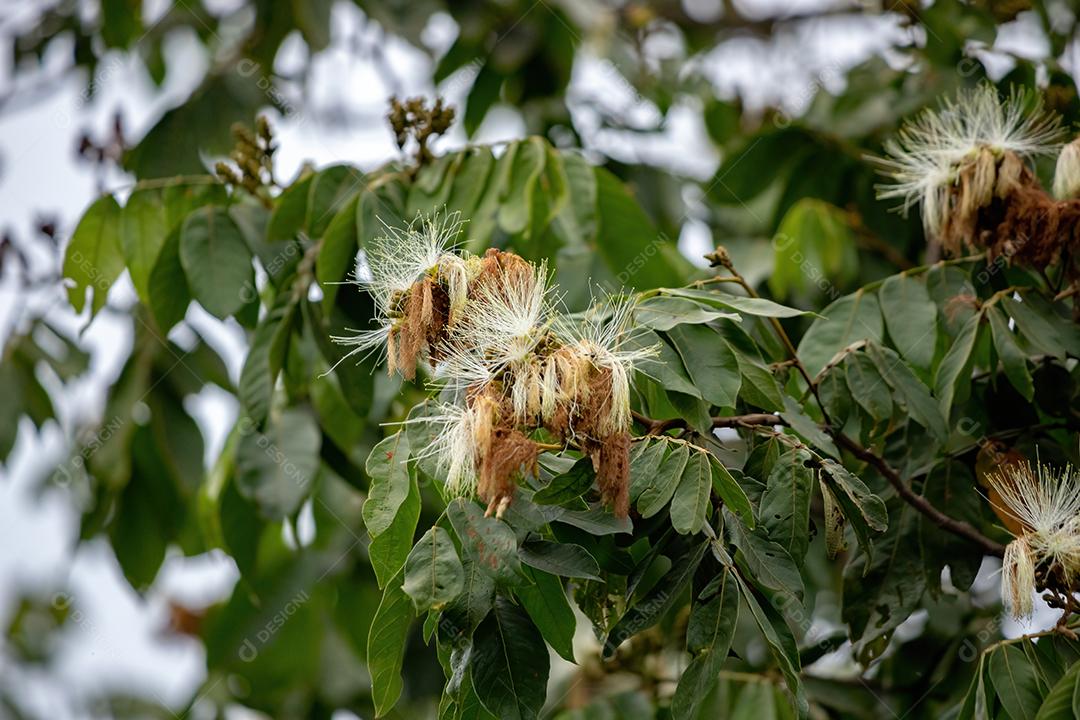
644, 249, 1009, 557
832, 432, 1006, 557
632, 411, 784, 436
633, 405, 1007, 557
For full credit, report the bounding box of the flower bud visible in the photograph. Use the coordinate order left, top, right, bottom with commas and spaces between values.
1053, 138, 1080, 200
1002, 537, 1036, 619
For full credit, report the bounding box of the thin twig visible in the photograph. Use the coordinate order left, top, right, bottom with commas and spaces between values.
632, 411, 783, 436
832, 432, 1006, 557
709, 258, 833, 427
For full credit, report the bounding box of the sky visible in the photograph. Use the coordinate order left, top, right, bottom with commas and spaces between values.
0, 1, 1065, 717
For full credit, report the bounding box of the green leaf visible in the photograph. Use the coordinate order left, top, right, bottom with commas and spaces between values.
440, 555, 497, 645
672, 567, 740, 720
407, 153, 457, 217
760, 448, 813, 561
234, 406, 321, 519
958, 654, 992, 720
497, 137, 546, 237
818, 457, 887, 561
551, 506, 632, 536
670, 450, 712, 535
1003, 295, 1080, 360
842, 502, 925, 661
661, 287, 814, 319
64, 195, 123, 316
636, 442, 689, 518
529, 136, 570, 243
533, 457, 594, 506
367, 568, 413, 717
403, 527, 466, 613
370, 463, 420, 589
267, 174, 313, 246
448, 499, 522, 584
635, 296, 740, 331
1035, 658, 1080, 720
179, 206, 254, 319
728, 512, 804, 601
603, 539, 709, 658
215, 472, 264, 580
515, 567, 577, 663
797, 290, 883, 377
363, 433, 412, 537
519, 540, 602, 581
124, 72, 264, 178
667, 324, 741, 408
629, 330, 702, 398
120, 188, 169, 304
465, 144, 515, 251
770, 198, 858, 299
732, 571, 807, 717
780, 394, 840, 458
147, 227, 191, 332
549, 151, 598, 248
933, 311, 982, 421
471, 596, 549, 720
307, 164, 361, 238
162, 178, 227, 228
316, 191, 360, 312
711, 455, 755, 528
845, 352, 893, 423
878, 273, 938, 371
989, 306, 1034, 401
434, 37, 481, 83
464, 61, 503, 137
445, 147, 496, 235
990, 643, 1044, 720
593, 167, 690, 290
237, 294, 296, 426
866, 343, 947, 442
100, 0, 139, 47
629, 438, 668, 503
732, 341, 785, 412
110, 422, 186, 589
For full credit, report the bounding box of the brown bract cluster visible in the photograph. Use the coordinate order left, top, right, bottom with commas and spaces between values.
386, 249, 529, 379
942, 149, 1080, 291
538, 363, 633, 518
385, 247, 635, 518
389, 275, 450, 380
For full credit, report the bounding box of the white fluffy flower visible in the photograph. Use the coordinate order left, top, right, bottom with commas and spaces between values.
555, 294, 657, 436
987, 459, 1080, 616
403, 402, 479, 497
364, 211, 464, 316
436, 259, 554, 391
1002, 536, 1037, 619
876, 84, 1063, 237
987, 460, 1080, 541
328, 211, 464, 369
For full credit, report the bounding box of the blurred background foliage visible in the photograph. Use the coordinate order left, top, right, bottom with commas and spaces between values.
2, 1, 1080, 719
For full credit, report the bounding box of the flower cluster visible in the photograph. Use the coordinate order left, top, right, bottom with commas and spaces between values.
875, 83, 1080, 283
336, 213, 654, 518
985, 458, 1080, 618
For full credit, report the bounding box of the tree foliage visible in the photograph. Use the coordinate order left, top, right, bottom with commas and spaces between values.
4, 2, 1080, 719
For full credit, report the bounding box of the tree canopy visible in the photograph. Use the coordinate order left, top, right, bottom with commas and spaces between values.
3, 2, 1080, 719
